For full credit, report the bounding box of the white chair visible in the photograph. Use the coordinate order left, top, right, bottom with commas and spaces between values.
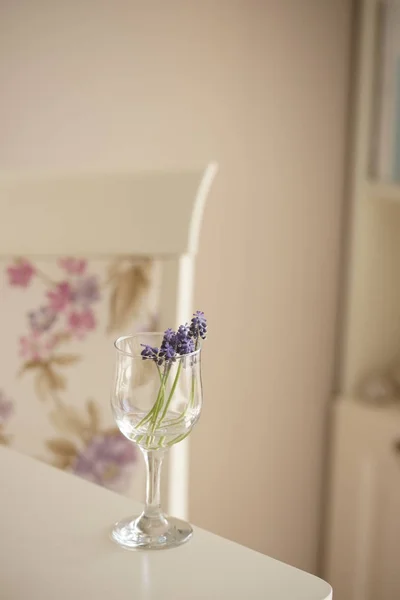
0, 164, 217, 519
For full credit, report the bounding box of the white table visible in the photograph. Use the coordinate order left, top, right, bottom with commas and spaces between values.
0, 448, 332, 599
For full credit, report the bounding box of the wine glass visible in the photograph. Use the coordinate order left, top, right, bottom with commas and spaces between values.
110, 333, 202, 550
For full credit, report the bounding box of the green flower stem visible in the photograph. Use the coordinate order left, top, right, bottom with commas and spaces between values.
136, 403, 158, 428
149, 369, 170, 432
136, 366, 168, 430
145, 434, 155, 447
136, 404, 158, 429
134, 354, 197, 450
150, 365, 173, 432
156, 365, 163, 383
167, 429, 191, 446
156, 361, 182, 427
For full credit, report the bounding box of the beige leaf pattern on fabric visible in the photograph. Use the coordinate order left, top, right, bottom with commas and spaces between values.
46, 438, 77, 457
34, 369, 48, 402
50, 354, 80, 366
52, 332, 72, 346
38, 365, 66, 404
50, 455, 74, 470
21, 361, 67, 402
105, 258, 123, 285
0, 429, 11, 445
34, 365, 66, 402
86, 398, 100, 435
107, 258, 152, 333
49, 404, 92, 441
5, 255, 141, 491
18, 360, 42, 377
44, 364, 66, 390
45, 438, 78, 470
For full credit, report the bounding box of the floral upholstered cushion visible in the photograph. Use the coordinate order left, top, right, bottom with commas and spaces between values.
0, 256, 160, 496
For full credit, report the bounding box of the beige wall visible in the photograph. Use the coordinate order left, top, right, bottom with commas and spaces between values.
0, 0, 352, 573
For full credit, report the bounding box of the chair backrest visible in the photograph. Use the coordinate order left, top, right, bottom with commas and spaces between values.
0, 164, 217, 519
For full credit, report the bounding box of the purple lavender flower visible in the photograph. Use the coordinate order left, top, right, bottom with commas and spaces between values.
163, 328, 177, 345
0, 392, 14, 425
177, 324, 190, 340
72, 275, 100, 305
141, 344, 162, 365
159, 328, 178, 363
159, 323, 197, 358
71, 431, 137, 493
28, 306, 57, 333
159, 341, 177, 362
143, 314, 206, 367
178, 336, 195, 355
190, 310, 207, 340
175, 324, 194, 355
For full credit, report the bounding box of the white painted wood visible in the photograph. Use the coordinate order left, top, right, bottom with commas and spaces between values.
324, 398, 400, 600
0, 164, 218, 520
0, 447, 332, 600
0, 164, 218, 256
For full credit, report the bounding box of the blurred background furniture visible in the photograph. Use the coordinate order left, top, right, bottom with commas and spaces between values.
0, 165, 217, 520
324, 1, 400, 597
325, 400, 400, 600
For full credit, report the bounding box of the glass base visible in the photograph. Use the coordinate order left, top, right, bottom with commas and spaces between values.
111, 513, 193, 550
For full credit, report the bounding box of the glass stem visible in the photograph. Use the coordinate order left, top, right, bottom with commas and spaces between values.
142, 448, 165, 519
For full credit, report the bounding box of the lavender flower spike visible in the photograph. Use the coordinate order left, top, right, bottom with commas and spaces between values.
190, 311, 207, 340
163, 328, 177, 345
158, 323, 197, 359
159, 340, 177, 361
178, 336, 195, 355
177, 324, 190, 341
159, 329, 177, 363
140, 344, 162, 365
175, 323, 195, 355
